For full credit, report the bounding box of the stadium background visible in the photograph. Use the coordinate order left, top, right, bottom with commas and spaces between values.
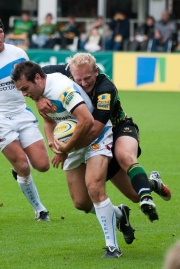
1, 0, 180, 92
1, 1, 180, 268
26, 49, 180, 92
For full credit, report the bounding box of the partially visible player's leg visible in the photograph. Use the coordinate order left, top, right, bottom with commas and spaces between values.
65, 163, 93, 213
108, 145, 171, 206
114, 135, 158, 222
149, 171, 171, 201
2, 140, 50, 221
19, 115, 50, 172
65, 150, 121, 256
24, 139, 50, 172
86, 154, 122, 258
110, 169, 140, 203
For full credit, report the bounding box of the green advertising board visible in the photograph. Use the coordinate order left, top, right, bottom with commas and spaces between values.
26, 50, 113, 79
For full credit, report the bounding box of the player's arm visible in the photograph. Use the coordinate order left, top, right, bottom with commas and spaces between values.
64, 103, 94, 152
43, 112, 68, 167
54, 103, 94, 153
42, 64, 70, 76
35, 97, 55, 118
74, 119, 105, 149
74, 85, 116, 149
43, 116, 57, 151
37, 64, 71, 116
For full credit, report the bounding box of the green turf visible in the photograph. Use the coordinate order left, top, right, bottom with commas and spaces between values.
1, 91, 180, 269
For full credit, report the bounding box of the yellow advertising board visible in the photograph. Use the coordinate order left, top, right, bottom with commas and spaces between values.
113, 52, 180, 91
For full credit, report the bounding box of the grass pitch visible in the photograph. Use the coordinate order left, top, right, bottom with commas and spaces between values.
0, 91, 180, 269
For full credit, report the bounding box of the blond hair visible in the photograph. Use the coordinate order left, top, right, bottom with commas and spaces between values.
163, 241, 180, 269
69, 53, 96, 72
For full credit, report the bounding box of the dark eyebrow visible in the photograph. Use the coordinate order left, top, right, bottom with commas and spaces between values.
20, 86, 28, 91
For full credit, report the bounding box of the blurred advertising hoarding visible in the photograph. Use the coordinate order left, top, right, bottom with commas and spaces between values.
26, 50, 113, 79
113, 52, 180, 91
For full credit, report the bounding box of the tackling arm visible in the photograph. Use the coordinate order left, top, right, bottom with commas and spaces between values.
54, 103, 94, 153
74, 119, 105, 150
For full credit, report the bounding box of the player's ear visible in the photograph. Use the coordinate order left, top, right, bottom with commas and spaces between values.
34, 73, 41, 83
95, 67, 99, 76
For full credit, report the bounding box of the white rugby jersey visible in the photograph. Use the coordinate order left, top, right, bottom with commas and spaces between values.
0, 43, 28, 116
44, 73, 112, 131
44, 73, 94, 122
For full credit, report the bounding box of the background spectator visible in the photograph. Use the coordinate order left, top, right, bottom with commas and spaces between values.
105, 11, 130, 51
128, 15, 155, 51
5, 11, 34, 49
31, 13, 58, 48
79, 16, 112, 50
151, 10, 177, 52
83, 27, 102, 52
59, 15, 79, 49
11, 11, 34, 35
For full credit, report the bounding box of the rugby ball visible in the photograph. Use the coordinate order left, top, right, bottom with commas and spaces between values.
53, 119, 77, 142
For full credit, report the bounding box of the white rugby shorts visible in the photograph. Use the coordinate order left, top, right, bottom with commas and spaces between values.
63, 126, 113, 170
0, 107, 43, 151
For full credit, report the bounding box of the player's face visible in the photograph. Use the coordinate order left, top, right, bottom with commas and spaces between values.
0, 28, 5, 52
71, 64, 98, 93
14, 74, 45, 101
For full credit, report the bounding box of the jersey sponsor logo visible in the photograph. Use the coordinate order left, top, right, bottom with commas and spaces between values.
97, 94, 111, 110
0, 81, 15, 91
51, 115, 73, 121
60, 88, 76, 106
91, 143, 100, 150
123, 127, 132, 133
65, 92, 74, 105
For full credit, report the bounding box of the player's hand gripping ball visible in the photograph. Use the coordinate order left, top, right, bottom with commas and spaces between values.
53, 119, 77, 143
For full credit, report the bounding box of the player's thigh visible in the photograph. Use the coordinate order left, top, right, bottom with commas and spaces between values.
114, 136, 138, 168
85, 126, 112, 190
24, 139, 50, 172
20, 123, 50, 172
2, 140, 30, 176
65, 163, 92, 211
110, 169, 140, 203
0, 116, 19, 152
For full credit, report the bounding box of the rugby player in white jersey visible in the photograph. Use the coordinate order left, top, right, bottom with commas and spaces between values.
0, 20, 50, 221
12, 60, 136, 258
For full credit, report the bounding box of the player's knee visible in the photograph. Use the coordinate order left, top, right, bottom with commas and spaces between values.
33, 160, 50, 172
73, 200, 89, 212
118, 154, 137, 170
87, 180, 101, 193
15, 162, 30, 177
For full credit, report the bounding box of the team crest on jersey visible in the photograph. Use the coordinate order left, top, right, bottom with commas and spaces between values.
91, 143, 100, 150
60, 88, 75, 106
123, 127, 132, 133
51, 104, 57, 111
97, 94, 111, 110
